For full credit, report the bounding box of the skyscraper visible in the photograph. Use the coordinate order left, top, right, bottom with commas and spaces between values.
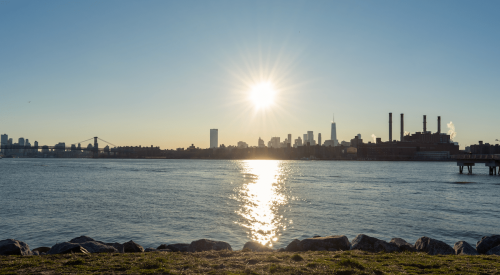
210, 129, 218, 148
1, 134, 7, 153
258, 137, 265, 147
318, 133, 321, 146
331, 115, 338, 146
287, 134, 292, 146
307, 131, 314, 145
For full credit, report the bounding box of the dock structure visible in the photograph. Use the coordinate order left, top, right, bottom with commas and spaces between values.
454, 154, 500, 175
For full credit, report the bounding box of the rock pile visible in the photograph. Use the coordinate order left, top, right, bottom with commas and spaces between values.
1, 234, 499, 256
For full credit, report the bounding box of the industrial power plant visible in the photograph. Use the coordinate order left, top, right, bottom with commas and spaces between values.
355, 113, 459, 160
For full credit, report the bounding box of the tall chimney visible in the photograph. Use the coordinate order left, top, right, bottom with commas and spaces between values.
423, 115, 427, 133
400, 113, 404, 142
438, 116, 441, 134
389, 113, 392, 142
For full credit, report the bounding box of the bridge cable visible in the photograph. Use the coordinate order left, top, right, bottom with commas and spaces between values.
97, 138, 118, 148
70, 137, 94, 145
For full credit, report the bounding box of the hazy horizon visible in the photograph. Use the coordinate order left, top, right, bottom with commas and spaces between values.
1, 0, 499, 149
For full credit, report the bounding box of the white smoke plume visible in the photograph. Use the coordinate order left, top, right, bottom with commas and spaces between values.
447, 121, 456, 140
371, 134, 377, 143
404, 131, 410, 136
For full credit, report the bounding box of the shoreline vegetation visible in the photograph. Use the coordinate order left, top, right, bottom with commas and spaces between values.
1, 234, 499, 274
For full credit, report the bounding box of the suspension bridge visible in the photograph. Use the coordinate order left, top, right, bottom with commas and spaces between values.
0, 137, 119, 158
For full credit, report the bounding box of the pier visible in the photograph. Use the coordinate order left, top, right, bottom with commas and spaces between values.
454, 154, 500, 175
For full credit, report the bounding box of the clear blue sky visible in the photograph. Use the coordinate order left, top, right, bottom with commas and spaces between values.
1, 0, 499, 149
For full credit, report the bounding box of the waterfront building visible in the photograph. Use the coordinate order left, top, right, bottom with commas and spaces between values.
303, 134, 308, 145
1, 134, 7, 153
341, 141, 351, 147
288, 134, 292, 146
307, 131, 314, 145
318, 133, 322, 146
237, 141, 248, 148
258, 137, 265, 148
269, 137, 280, 148
323, 140, 335, 147
210, 129, 218, 149
294, 136, 302, 147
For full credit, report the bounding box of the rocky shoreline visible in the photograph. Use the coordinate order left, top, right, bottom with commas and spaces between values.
1, 234, 499, 257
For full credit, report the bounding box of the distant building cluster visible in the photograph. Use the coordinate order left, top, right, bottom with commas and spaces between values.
208, 115, 347, 151
203, 113, 477, 161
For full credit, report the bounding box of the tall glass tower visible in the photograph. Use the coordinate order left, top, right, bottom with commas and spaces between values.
331, 115, 338, 146
210, 129, 218, 148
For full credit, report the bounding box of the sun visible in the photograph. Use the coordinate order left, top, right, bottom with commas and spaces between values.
250, 82, 276, 109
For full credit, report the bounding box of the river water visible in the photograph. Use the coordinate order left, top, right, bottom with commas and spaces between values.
1, 159, 498, 250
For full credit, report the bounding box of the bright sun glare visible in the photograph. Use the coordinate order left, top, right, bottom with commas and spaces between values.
250, 82, 275, 109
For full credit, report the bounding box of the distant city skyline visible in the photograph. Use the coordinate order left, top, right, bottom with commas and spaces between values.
1, 1, 499, 149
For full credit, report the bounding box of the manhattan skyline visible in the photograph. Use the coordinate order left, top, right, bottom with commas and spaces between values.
1, 1, 499, 149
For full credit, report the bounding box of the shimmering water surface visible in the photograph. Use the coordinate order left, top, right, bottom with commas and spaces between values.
1, 159, 499, 249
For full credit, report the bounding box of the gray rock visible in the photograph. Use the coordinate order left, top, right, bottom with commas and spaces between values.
123, 240, 144, 253
476, 235, 500, 254
351, 234, 399, 253
242, 241, 273, 252
32, 250, 40, 255
157, 244, 168, 250
390, 238, 416, 252
188, 239, 232, 252
47, 242, 90, 255
0, 239, 32, 256
414, 237, 454, 255
454, 241, 479, 255
285, 239, 301, 252
145, 247, 157, 252
164, 243, 190, 252
299, 235, 351, 252
486, 245, 500, 256
70, 236, 100, 244
78, 241, 118, 253
106, 243, 124, 253
33, 247, 51, 254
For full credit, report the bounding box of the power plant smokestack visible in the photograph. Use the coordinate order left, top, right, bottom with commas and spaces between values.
400, 113, 404, 142
438, 116, 441, 134
389, 113, 392, 142
423, 115, 427, 133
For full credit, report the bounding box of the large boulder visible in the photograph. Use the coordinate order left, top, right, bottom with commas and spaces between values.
351, 234, 399, 253
454, 241, 479, 255
47, 242, 90, 254
486, 245, 500, 256
123, 240, 144, 253
79, 241, 118, 253
299, 235, 350, 252
414, 237, 454, 255
476, 235, 500, 254
0, 239, 32, 256
188, 239, 232, 252
70, 236, 98, 243
390, 238, 416, 252
285, 239, 301, 252
242, 241, 273, 252
68, 236, 118, 253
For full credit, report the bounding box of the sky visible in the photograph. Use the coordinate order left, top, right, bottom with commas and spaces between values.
1, 0, 499, 149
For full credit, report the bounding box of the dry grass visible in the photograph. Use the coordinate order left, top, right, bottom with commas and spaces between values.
1, 250, 499, 274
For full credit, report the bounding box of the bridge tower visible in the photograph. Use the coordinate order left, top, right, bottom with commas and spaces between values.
93, 137, 98, 158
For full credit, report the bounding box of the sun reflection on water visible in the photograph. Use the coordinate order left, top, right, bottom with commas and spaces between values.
236, 160, 288, 247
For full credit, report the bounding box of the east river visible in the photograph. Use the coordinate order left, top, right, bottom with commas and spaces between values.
1, 159, 498, 249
